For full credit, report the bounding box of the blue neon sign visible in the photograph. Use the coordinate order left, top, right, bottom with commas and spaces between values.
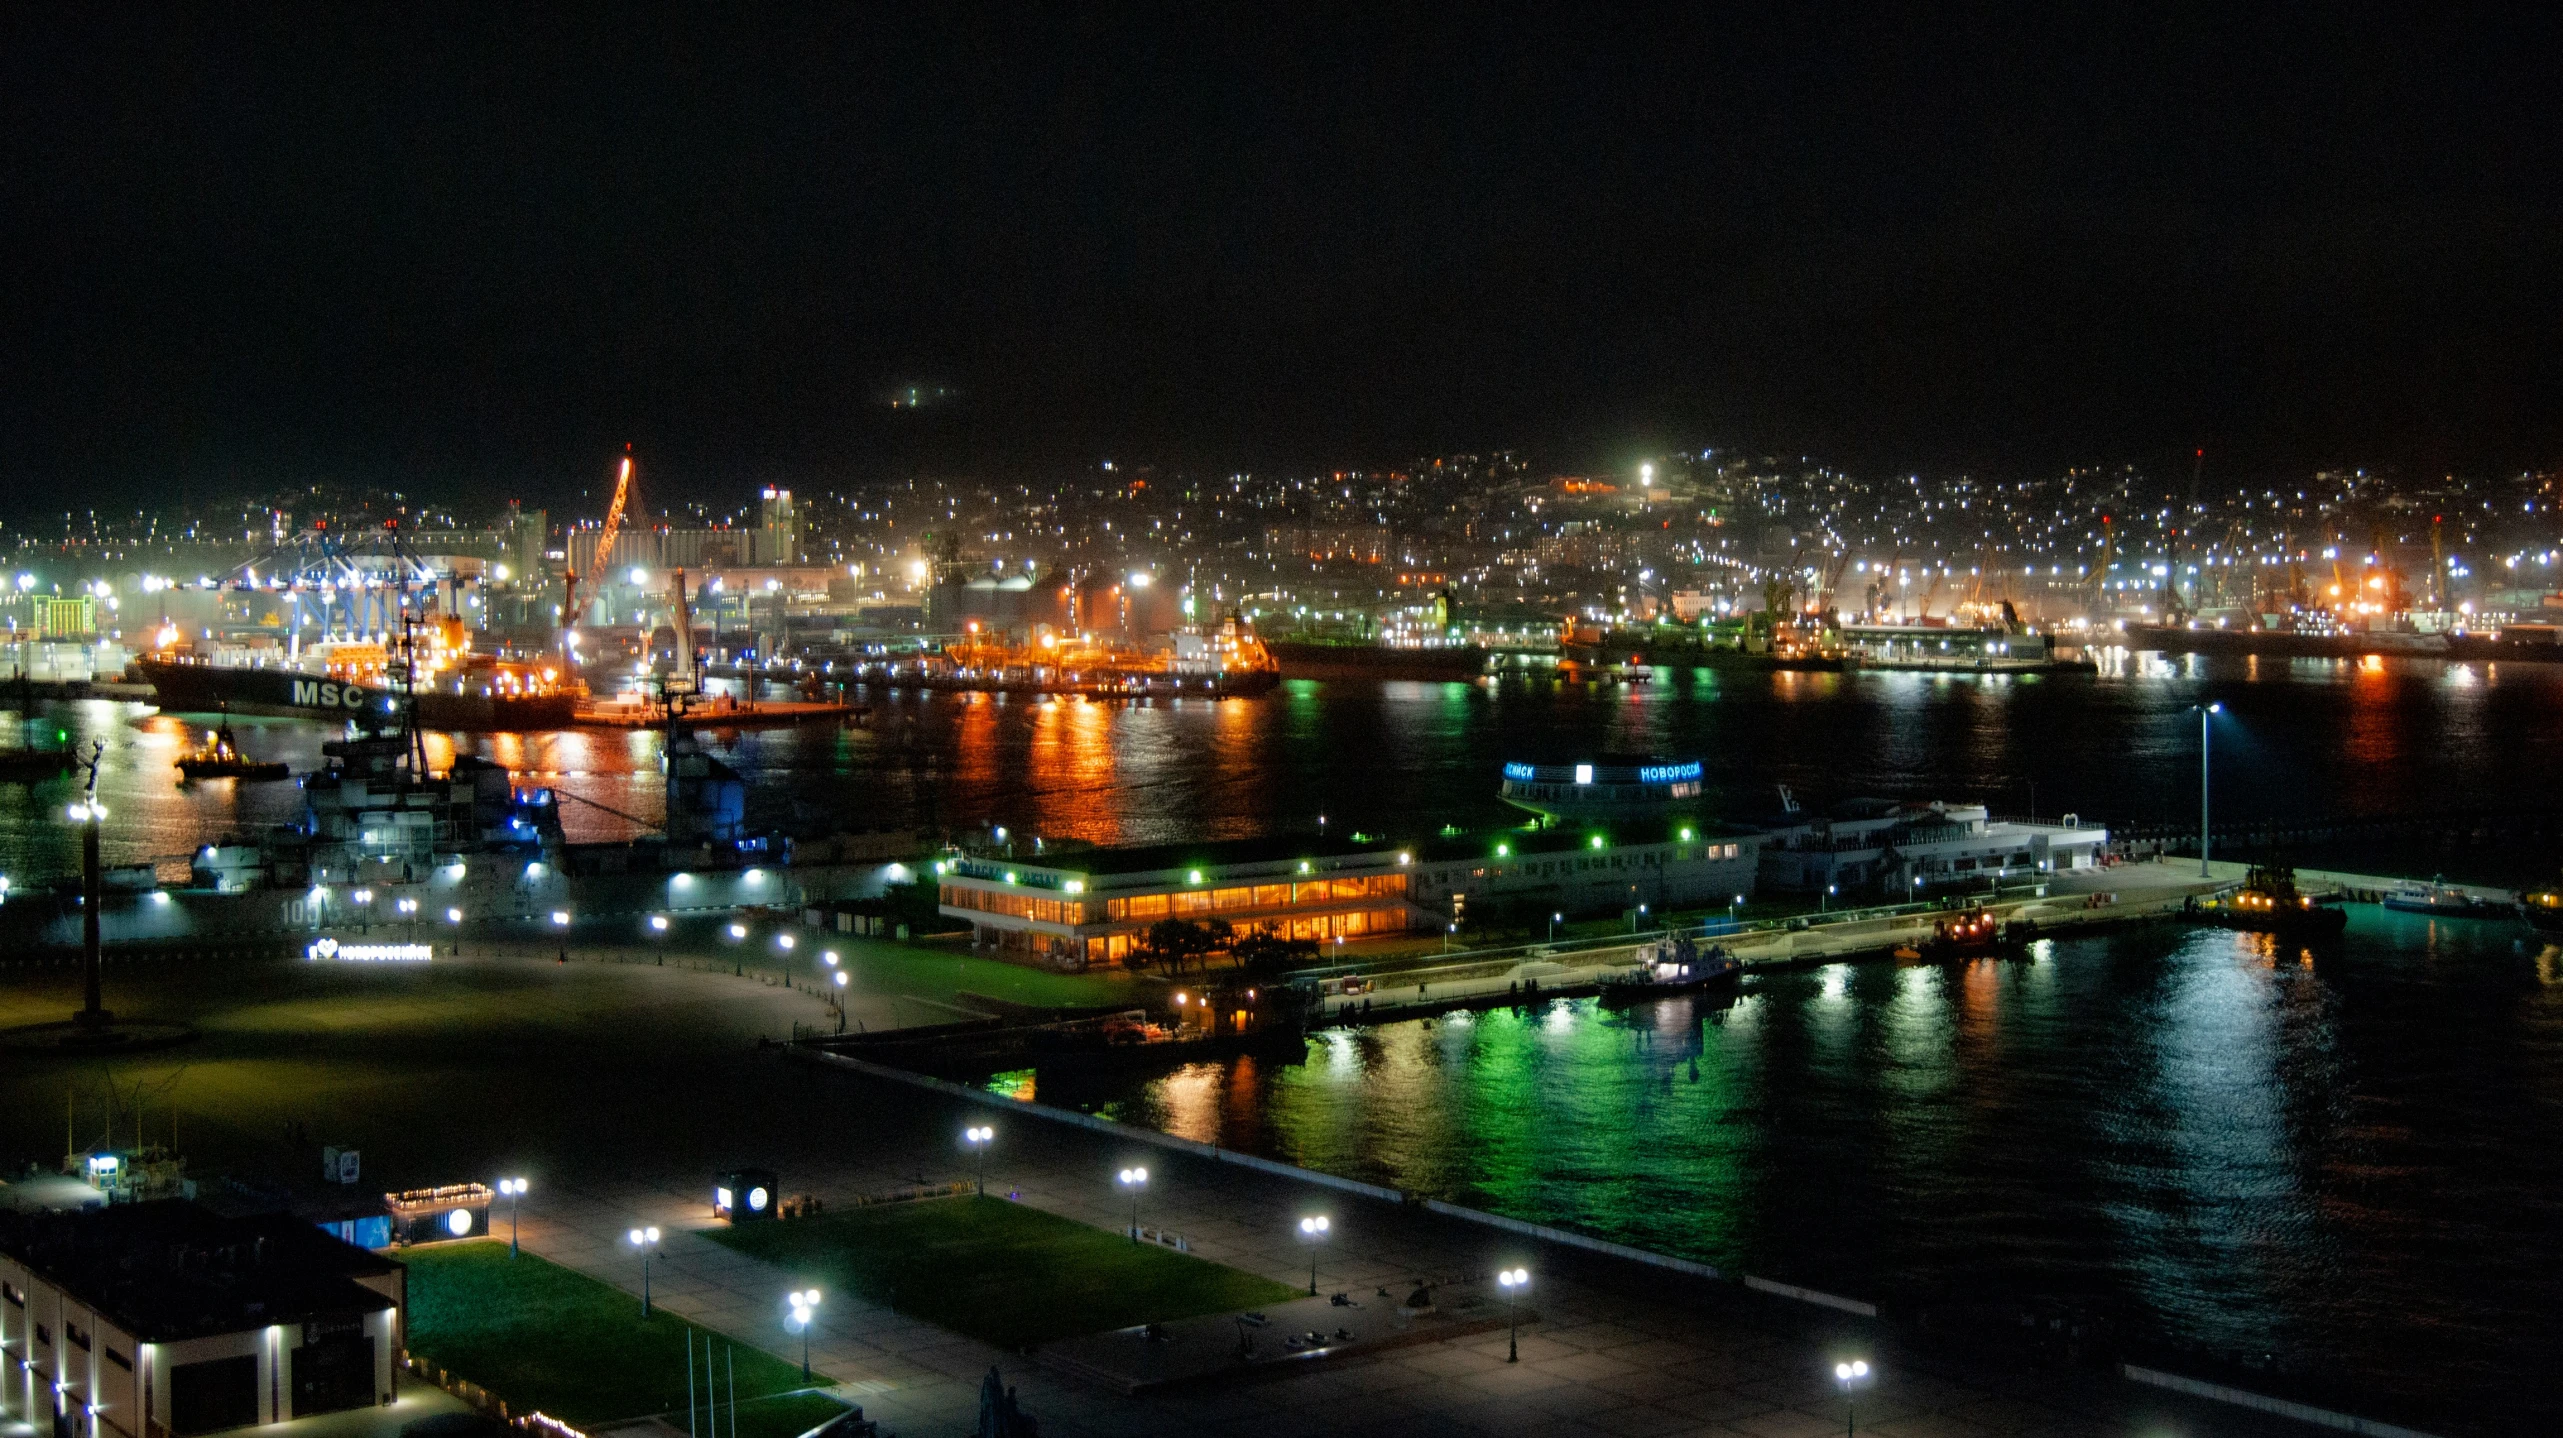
1638, 762, 1703, 784
1502, 763, 1536, 781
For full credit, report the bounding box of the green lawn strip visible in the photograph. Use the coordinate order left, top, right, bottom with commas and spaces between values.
402, 1241, 813, 1427
832, 937, 1134, 1010
705, 1196, 1298, 1350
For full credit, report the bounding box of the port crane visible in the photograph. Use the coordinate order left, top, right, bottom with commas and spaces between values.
561, 447, 637, 650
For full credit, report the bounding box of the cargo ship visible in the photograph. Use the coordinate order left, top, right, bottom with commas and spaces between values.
137, 623, 581, 731
853, 613, 1281, 698
1265, 638, 1490, 681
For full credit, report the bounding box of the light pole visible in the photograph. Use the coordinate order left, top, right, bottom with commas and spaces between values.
964, 1125, 994, 1195
2192, 701, 2223, 878
1548, 912, 1561, 942
1822, 883, 1835, 913
786, 1288, 822, 1378
1298, 1215, 1330, 1295
498, 1177, 527, 1257
627, 1226, 661, 1314
65, 743, 110, 1029
1118, 1166, 1148, 1241
1833, 1359, 1872, 1435
1497, 1267, 1529, 1361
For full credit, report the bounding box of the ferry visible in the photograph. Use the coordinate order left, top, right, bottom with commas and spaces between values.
138, 621, 580, 731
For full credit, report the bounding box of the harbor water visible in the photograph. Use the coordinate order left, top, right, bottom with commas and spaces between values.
2, 650, 2560, 1427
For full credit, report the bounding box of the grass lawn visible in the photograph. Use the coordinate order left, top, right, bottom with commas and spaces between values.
705, 1196, 1297, 1349
831, 936, 1136, 1011
403, 1241, 817, 1427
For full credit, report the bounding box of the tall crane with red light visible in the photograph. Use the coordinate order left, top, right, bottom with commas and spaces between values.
561, 447, 637, 652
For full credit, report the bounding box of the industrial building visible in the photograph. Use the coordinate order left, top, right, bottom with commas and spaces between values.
0, 1202, 405, 1438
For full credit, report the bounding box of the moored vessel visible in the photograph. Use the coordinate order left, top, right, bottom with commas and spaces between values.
2190, 864, 2349, 939
175, 719, 291, 781
2382, 876, 2515, 919
1597, 936, 1740, 1001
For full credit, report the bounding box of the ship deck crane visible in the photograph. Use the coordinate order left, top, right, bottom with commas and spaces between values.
562, 448, 637, 651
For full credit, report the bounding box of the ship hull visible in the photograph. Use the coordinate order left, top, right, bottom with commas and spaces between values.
138, 659, 579, 731
1266, 640, 1489, 680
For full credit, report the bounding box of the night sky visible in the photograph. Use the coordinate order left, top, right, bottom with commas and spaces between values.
7, 9, 2560, 508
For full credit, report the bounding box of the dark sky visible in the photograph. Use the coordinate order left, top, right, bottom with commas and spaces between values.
6, 8, 2561, 512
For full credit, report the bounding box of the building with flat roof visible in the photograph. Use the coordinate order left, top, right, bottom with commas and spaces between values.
938, 835, 1422, 967
0, 1201, 404, 1438
1753, 799, 2108, 897
1406, 818, 1759, 927
937, 819, 1764, 967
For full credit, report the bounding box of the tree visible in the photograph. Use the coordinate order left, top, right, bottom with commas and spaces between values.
1231, 931, 1319, 982
1139, 918, 1227, 976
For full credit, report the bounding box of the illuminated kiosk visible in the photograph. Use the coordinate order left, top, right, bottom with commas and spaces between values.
385, 1184, 493, 1245
1500, 756, 1707, 821
715, 1169, 778, 1223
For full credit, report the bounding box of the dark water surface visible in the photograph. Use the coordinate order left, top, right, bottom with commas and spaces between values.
1043, 912, 2563, 1430
10, 649, 2563, 880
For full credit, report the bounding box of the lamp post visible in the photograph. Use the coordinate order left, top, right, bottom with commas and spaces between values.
1548, 912, 1561, 942
1833, 1359, 1873, 1435
786, 1288, 822, 1378
498, 1177, 527, 1257
1117, 1166, 1148, 1241
1298, 1215, 1330, 1295
66, 742, 110, 1028
1497, 1267, 1529, 1362
964, 1125, 994, 1195
627, 1226, 661, 1314
2192, 702, 2223, 878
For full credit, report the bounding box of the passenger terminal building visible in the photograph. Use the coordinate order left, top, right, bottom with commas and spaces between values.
937, 819, 1762, 967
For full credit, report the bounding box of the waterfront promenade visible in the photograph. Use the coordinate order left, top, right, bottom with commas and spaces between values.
503, 1061, 2335, 1438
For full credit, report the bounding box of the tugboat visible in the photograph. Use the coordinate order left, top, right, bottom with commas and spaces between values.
1597, 936, 1740, 1001
2381, 875, 2514, 919
176, 718, 290, 782
1918, 907, 2024, 959
2190, 864, 2349, 940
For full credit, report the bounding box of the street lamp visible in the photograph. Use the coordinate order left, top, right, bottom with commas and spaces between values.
786, 1288, 822, 1378
1548, 912, 1562, 941
497, 1177, 528, 1257
964, 1124, 994, 1195
1833, 1359, 1873, 1435
1117, 1166, 1148, 1241
1298, 1214, 1330, 1295
2192, 702, 2224, 878
627, 1226, 661, 1314
1497, 1267, 1529, 1362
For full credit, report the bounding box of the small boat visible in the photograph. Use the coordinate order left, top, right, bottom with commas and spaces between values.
2520, 879, 2563, 934
176, 721, 290, 782
1597, 937, 1739, 1000
1918, 907, 2024, 959
2381, 876, 2514, 919
2191, 865, 2349, 940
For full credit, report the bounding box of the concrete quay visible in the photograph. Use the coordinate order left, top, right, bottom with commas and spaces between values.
1310, 860, 2227, 1025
